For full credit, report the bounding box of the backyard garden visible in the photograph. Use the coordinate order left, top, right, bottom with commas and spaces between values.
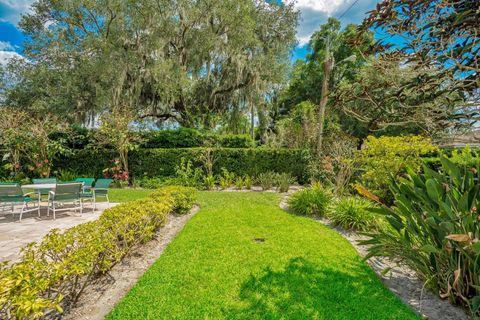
0, 0, 479, 319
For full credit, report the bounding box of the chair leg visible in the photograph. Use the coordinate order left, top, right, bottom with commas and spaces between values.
19, 202, 26, 221
38, 198, 41, 217
93, 197, 96, 211
106, 194, 110, 204
80, 200, 83, 215
53, 202, 56, 220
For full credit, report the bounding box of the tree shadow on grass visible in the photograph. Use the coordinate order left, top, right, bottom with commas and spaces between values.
225, 257, 408, 320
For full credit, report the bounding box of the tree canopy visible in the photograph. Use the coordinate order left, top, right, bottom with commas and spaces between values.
3, 0, 298, 127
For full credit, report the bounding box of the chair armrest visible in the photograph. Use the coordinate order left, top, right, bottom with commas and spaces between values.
23, 192, 39, 198
93, 188, 109, 191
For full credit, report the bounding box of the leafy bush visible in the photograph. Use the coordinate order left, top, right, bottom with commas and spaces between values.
141, 128, 255, 148
360, 158, 480, 316
57, 148, 309, 183
288, 184, 332, 216
257, 171, 277, 190
202, 174, 216, 190
55, 169, 77, 182
354, 135, 437, 201
174, 158, 203, 187
219, 168, 235, 189
276, 172, 296, 193
329, 197, 379, 231
0, 186, 196, 319
135, 177, 167, 189
235, 176, 245, 189
244, 175, 252, 190
149, 186, 197, 214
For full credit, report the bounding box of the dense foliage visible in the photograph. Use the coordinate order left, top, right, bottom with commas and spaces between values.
0, 186, 196, 319
328, 197, 380, 232
354, 135, 437, 201
3, 0, 298, 129
288, 184, 332, 216
360, 158, 480, 316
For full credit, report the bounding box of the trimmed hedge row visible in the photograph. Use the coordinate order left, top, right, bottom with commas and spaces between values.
55, 148, 310, 183
0, 186, 196, 319
141, 128, 256, 148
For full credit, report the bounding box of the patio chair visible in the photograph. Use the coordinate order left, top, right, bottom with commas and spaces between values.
75, 178, 95, 192
0, 184, 40, 221
81, 178, 112, 211
32, 178, 58, 198
47, 183, 83, 219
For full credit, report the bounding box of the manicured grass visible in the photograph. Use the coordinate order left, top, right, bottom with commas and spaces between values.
108, 188, 154, 203
107, 191, 419, 319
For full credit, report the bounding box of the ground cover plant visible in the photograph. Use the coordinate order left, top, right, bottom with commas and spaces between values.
107, 192, 418, 319
288, 183, 332, 216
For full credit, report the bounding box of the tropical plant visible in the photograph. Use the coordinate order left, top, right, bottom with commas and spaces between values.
219, 168, 235, 190
360, 158, 480, 316
203, 174, 216, 191
329, 197, 380, 232
174, 158, 203, 188
244, 175, 252, 190
235, 176, 245, 190
256, 171, 277, 190
276, 173, 296, 193
56, 169, 77, 182
288, 184, 332, 216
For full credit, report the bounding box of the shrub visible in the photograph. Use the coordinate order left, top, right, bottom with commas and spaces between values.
219, 168, 235, 189
276, 172, 296, 193
0, 186, 196, 319
134, 177, 167, 189
235, 176, 245, 189
329, 197, 379, 231
256, 171, 277, 190
141, 128, 255, 148
202, 174, 216, 190
288, 184, 332, 216
244, 175, 252, 190
149, 186, 197, 214
354, 135, 437, 201
57, 148, 310, 183
174, 158, 203, 187
360, 158, 480, 316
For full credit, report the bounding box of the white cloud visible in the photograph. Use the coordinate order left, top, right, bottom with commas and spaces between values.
285, 0, 380, 46
0, 50, 23, 65
0, 0, 35, 25
0, 41, 15, 51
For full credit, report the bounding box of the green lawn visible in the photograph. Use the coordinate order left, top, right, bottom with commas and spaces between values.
107, 191, 419, 320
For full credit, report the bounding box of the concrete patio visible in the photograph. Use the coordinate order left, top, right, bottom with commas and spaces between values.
0, 202, 118, 262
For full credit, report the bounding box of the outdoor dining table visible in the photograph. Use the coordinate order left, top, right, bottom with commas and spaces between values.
21, 184, 57, 208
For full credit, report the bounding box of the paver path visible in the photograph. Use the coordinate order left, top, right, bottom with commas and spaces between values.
0, 202, 117, 262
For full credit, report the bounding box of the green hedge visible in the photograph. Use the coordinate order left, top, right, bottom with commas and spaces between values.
0, 186, 196, 319
55, 147, 310, 183
141, 128, 256, 148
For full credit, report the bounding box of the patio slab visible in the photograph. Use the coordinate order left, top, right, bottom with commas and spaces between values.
0, 202, 118, 262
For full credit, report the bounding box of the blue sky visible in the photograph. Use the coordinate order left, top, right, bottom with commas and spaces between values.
0, 0, 382, 64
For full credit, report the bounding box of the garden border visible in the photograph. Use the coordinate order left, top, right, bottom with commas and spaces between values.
62, 205, 200, 320
279, 192, 469, 320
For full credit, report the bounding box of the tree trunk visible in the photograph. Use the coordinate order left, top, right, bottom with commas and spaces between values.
317, 46, 334, 156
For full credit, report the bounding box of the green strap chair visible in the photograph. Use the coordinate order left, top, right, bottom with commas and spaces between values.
75, 178, 95, 192
81, 178, 113, 211
0, 184, 41, 221
32, 178, 58, 198
48, 183, 83, 219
